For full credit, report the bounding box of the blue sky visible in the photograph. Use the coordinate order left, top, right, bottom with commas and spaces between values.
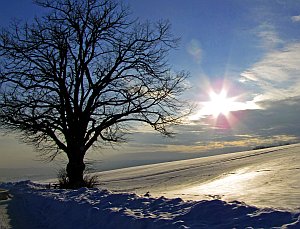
1, 0, 300, 169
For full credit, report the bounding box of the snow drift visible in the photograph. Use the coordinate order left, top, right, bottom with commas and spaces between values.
1, 181, 299, 229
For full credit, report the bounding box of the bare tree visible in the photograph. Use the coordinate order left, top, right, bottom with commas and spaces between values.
0, 0, 189, 188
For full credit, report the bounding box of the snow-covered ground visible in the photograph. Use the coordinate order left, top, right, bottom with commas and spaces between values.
1, 144, 300, 228
99, 143, 300, 211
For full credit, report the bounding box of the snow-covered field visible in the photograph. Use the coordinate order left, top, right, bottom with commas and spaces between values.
1, 144, 300, 228
99, 143, 300, 211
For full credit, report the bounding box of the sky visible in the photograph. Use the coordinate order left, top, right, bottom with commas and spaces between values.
1, 0, 300, 169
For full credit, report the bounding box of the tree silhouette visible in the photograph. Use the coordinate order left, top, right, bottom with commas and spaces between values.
0, 0, 189, 188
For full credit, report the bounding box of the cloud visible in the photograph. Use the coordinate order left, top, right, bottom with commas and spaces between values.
291, 15, 300, 22
187, 39, 202, 63
233, 98, 300, 144
193, 97, 300, 142
255, 23, 283, 50
240, 42, 300, 102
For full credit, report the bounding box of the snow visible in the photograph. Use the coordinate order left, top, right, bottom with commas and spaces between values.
98, 143, 300, 211
0, 181, 299, 228
1, 144, 300, 228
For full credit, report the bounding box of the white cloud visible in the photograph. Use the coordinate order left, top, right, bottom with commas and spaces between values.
187, 39, 202, 64
255, 23, 283, 50
240, 42, 300, 102
291, 15, 300, 22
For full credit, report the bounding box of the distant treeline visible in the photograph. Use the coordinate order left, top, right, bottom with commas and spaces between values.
252, 141, 297, 150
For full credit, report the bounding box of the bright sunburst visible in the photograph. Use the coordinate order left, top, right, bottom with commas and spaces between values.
189, 80, 261, 122
207, 90, 234, 117
201, 89, 236, 118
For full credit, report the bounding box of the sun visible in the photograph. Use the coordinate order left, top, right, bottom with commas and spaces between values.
201, 89, 235, 118
207, 90, 233, 117
188, 80, 261, 122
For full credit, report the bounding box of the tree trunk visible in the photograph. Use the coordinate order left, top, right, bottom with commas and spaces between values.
66, 154, 86, 189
